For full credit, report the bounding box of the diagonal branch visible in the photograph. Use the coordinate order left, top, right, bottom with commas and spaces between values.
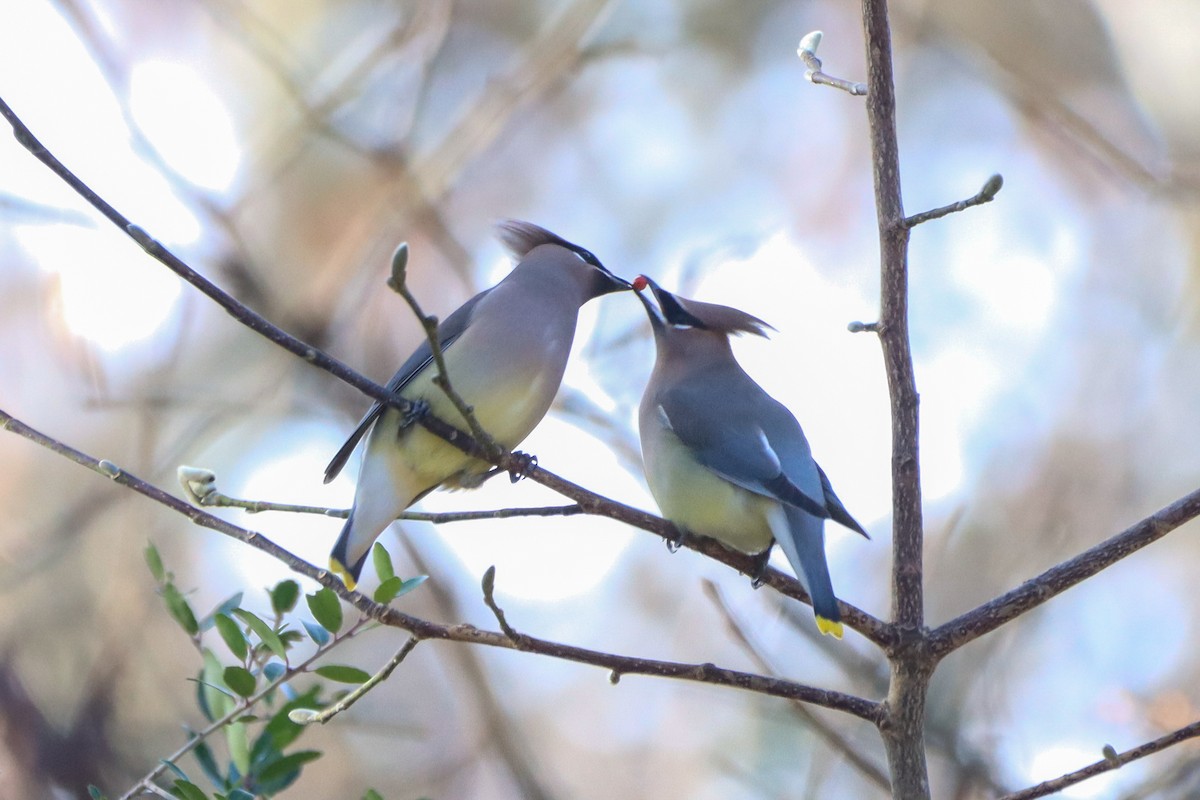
998, 719, 1200, 800
928, 485, 1200, 658
902, 174, 1004, 228
116, 616, 376, 800
703, 581, 891, 794
0, 407, 882, 723
0, 95, 892, 647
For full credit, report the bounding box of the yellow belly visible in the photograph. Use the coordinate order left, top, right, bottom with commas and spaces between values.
642, 427, 775, 554
372, 337, 562, 493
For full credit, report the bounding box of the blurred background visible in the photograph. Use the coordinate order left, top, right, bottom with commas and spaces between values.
2, 0, 1200, 797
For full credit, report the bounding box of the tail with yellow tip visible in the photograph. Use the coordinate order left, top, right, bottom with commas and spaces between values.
329, 513, 372, 590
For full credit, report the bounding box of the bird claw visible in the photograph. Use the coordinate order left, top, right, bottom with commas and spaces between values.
749, 548, 772, 588
507, 451, 538, 483
400, 398, 430, 430
665, 525, 688, 553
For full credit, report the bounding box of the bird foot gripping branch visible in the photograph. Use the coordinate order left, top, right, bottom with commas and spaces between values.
506, 450, 538, 483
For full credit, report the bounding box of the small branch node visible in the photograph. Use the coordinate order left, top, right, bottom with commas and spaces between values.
125, 223, 159, 253
290, 636, 421, 726
177, 465, 217, 505
797, 31, 868, 96
481, 566, 524, 644
385, 242, 501, 459
903, 173, 1005, 228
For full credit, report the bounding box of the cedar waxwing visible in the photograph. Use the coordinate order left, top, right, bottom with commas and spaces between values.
632, 275, 867, 638
324, 221, 630, 588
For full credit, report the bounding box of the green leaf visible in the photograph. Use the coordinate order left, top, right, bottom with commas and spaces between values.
192, 739, 224, 789
302, 620, 330, 646
170, 779, 208, 800
374, 573, 427, 604
263, 686, 322, 752
144, 542, 165, 583
314, 665, 371, 684
280, 629, 305, 648
373, 576, 404, 604
214, 614, 248, 661
224, 791, 255, 800
394, 575, 428, 600
256, 749, 322, 790
200, 650, 234, 721
232, 609, 286, 660
270, 580, 300, 615
226, 719, 251, 778
306, 587, 342, 634
262, 661, 287, 683
87, 785, 107, 800
362, 791, 384, 800
372, 542, 395, 583
162, 583, 199, 637
223, 666, 256, 698
199, 592, 244, 632
161, 760, 189, 781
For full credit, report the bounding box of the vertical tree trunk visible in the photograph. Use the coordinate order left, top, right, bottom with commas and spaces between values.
859, 0, 932, 796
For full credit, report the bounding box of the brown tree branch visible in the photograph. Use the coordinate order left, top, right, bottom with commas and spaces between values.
902, 174, 1004, 228
859, 0, 930, 795
928, 485, 1200, 658
998, 720, 1200, 800
177, 465, 584, 524
385, 241, 500, 455
116, 616, 376, 800
0, 94, 891, 647
0, 407, 882, 723
797, 31, 868, 96
702, 581, 891, 794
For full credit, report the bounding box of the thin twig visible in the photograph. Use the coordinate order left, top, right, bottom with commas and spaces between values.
401, 540, 558, 800
0, 407, 882, 722
703, 581, 891, 794
290, 637, 421, 726
797, 31, 868, 96
0, 95, 896, 644
386, 242, 500, 456
481, 566, 530, 644
928, 485, 1200, 658
116, 617, 372, 800
176, 463, 582, 522
998, 720, 1200, 800
902, 174, 1004, 228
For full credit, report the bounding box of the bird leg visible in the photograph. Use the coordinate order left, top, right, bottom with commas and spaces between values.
507, 451, 538, 483
664, 523, 689, 553
398, 398, 430, 431
748, 547, 773, 588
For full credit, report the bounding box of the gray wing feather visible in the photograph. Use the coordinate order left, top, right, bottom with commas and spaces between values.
323, 288, 492, 483
816, 463, 869, 537
658, 370, 830, 520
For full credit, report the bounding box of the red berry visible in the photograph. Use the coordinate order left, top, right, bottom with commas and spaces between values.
632, 275, 649, 291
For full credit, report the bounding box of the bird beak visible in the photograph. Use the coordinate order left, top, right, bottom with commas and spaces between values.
641, 277, 707, 330
632, 274, 665, 330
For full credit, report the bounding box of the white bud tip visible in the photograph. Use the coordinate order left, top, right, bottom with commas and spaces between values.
288, 708, 320, 725
798, 31, 823, 55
